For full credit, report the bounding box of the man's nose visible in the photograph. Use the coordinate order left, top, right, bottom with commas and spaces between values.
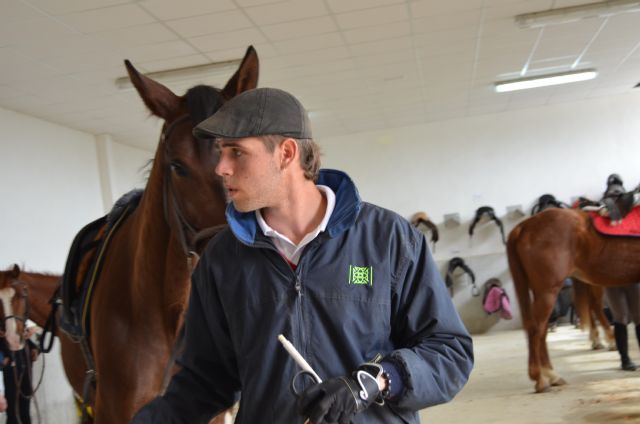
215, 154, 231, 177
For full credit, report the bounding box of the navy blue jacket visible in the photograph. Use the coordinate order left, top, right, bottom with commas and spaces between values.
132, 169, 473, 423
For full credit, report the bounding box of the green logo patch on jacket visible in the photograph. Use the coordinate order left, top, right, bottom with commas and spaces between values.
348, 265, 373, 286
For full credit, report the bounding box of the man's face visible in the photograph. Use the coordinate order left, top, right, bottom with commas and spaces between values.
215, 137, 283, 212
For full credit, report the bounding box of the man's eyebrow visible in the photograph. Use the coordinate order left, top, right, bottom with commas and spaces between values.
216, 138, 241, 148
216, 139, 240, 149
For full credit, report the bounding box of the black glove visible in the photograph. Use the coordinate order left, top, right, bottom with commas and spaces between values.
296, 363, 382, 424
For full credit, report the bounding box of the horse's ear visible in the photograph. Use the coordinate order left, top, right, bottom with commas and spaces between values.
11, 264, 20, 278
124, 60, 181, 120
221, 45, 259, 100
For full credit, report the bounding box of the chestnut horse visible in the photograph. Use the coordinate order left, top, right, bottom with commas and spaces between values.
507, 207, 640, 393
0, 264, 60, 332
57, 47, 258, 422
0, 264, 58, 352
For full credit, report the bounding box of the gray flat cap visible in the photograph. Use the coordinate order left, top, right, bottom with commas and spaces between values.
193, 87, 312, 139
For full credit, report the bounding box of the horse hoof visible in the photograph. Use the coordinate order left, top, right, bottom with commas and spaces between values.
535, 383, 550, 393
608, 345, 617, 352
592, 343, 605, 350
550, 378, 567, 387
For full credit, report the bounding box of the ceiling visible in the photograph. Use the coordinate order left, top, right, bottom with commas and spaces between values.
2, 0, 640, 150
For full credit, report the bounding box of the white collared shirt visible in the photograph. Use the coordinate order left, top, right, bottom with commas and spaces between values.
256, 185, 336, 265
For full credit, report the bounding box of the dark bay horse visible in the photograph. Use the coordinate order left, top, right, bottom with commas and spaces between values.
58, 47, 258, 422
507, 207, 640, 393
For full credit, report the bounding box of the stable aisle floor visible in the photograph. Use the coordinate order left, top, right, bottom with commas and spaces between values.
420, 324, 640, 424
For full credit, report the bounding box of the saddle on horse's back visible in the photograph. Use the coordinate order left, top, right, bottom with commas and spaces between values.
578, 186, 640, 225
60, 190, 143, 340
602, 190, 638, 223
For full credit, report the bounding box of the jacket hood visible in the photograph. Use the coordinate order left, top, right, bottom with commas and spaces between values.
225, 168, 361, 245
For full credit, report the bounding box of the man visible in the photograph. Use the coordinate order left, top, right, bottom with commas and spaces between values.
132, 88, 473, 423
0, 320, 39, 424
601, 173, 627, 224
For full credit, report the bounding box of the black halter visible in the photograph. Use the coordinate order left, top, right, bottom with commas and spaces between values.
468, 206, 505, 245
3, 277, 45, 404
2, 278, 29, 334
161, 115, 226, 271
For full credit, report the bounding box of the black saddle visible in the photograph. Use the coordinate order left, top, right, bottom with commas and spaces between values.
469, 206, 505, 244
59, 190, 143, 340
445, 257, 477, 296
578, 185, 639, 223
531, 194, 568, 215
602, 190, 637, 223
410, 212, 439, 252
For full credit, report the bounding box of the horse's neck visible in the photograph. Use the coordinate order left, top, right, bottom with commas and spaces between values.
126, 157, 191, 327
20, 272, 60, 328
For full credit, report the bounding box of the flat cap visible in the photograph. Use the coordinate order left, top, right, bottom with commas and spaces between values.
193, 87, 312, 139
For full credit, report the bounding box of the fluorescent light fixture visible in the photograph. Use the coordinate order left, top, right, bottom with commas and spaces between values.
515, 0, 640, 28
495, 69, 597, 93
115, 58, 242, 90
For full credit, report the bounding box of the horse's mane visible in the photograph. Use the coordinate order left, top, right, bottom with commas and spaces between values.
2, 264, 60, 279
0, 264, 60, 279
16, 267, 60, 278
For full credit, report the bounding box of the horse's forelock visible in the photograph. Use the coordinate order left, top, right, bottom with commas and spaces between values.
184, 85, 225, 128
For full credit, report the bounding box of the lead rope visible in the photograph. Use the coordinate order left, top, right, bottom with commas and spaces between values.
5, 281, 45, 424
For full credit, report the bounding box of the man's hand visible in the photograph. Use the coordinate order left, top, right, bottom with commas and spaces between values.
24, 326, 38, 339
0, 393, 7, 412
296, 365, 382, 424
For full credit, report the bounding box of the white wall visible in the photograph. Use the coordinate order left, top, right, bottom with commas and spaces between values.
95, 133, 151, 212
0, 107, 104, 273
320, 92, 640, 334
0, 106, 153, 423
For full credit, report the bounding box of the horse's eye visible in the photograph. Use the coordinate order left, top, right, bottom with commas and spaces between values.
170, 161, 188, 177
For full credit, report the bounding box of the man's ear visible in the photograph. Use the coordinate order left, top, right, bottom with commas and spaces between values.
280, 138, 298, 169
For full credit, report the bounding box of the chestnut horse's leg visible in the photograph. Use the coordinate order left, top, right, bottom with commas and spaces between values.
530, 290, 561, 392
538, 304, 567, 388
507, 221, 572, 393
573, 279, 606, 349
508, 231, 549, 393
574, 281, 615, 350
589, 286, 616, 351
588, 310, 605, 350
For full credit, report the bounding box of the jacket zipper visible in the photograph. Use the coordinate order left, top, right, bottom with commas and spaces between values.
293, 264, 306, 373
292, 237, 323, 378
258, 236, 322, 381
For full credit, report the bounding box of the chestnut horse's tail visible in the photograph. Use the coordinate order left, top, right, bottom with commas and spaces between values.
506, 225, 533, 329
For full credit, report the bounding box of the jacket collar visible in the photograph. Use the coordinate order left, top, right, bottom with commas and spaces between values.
225, 169, 361, 245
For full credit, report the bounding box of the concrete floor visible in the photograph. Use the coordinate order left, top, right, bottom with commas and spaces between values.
420, 324, 640, 424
